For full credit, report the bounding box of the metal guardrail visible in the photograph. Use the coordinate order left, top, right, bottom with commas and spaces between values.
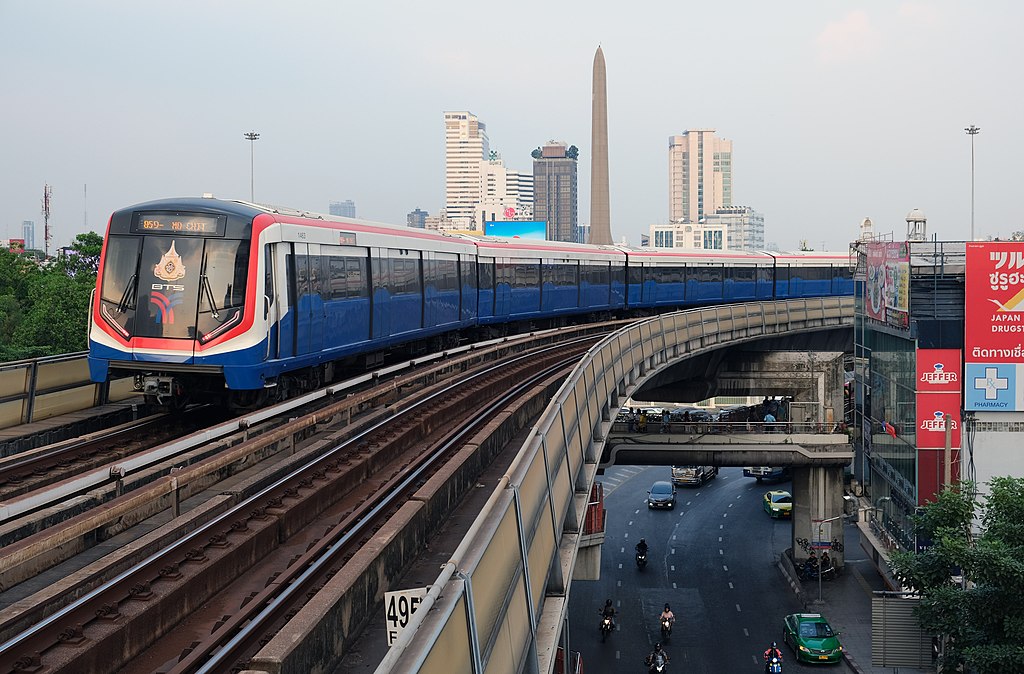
0, 353, 137, 431
378, 296, 853, 674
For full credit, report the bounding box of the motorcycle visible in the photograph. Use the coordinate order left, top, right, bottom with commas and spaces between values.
636, 551, 648, 570
798, 560, 836, 581
660, 616, 672, 640
646, 652, 668, 673
600, 614, 614, 642
766, 655, 782, 673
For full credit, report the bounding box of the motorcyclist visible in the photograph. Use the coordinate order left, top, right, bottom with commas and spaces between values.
764, 641, 784, 672
646, 642, 669, 671
600, 599, 616, 629
659, 603, 675, 634
636, 538, 649, 556
820, 550, 832, 571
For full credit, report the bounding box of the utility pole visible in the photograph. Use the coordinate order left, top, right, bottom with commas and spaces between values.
965, 125, 980, 241
244, 131, 260, 202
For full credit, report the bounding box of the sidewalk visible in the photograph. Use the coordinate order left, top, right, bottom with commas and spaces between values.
780, 517, 933, 674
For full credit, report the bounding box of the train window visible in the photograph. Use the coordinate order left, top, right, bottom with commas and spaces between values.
438, 258, 457, 292
390, 255, 422, 296
627, 264, 642, 286
514, 260, 540, 288
295, 255, 310, 299
496, 260, 514, 288
327, 256, 347, 300
134, 236, 203, 340
202, 239, 249, 309
98, 235, 141, 305
478, 258, 494, 290
461, 258, 477, 290
264, 247, 274, 307
731, 266, 755, 283
347, 257, 368, 298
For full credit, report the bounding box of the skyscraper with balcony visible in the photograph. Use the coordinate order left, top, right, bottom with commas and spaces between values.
533, 142, 578, 242
445, 111, 490, 228
669, 130, 733, 223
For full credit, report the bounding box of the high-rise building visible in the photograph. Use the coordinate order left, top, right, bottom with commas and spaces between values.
445, 111, 490, 228
533, 141, 578, 242
477, 154, 534, 225
329, 200, 356, 218
710, 206, 764, 251
22, 220, 35, 251
669, 130, 733, 224
407, 208, 428, 229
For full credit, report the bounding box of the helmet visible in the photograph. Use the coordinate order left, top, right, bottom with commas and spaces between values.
605, 599, 613, 607
640, 538, 646, 543
771, 641, 777, 648
654, 643, 663, 651
664, 603, 670, 610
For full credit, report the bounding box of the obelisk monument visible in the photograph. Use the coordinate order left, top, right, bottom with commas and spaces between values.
589, 45, 612, 245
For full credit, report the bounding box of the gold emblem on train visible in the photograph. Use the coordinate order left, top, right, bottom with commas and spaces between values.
154, 241, 187, 282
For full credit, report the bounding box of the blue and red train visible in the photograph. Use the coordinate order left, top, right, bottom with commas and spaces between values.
88, 196, 853, 410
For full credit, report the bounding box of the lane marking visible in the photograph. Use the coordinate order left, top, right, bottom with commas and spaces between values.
671, 565, 675, 571
618, 563, 622, 569
672, 582, 677, 589
729, 582, 735, 589
723, 565, 729, 572
736, 604, 742, 612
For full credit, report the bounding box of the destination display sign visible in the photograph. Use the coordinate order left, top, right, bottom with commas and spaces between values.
131, 212, 225, 236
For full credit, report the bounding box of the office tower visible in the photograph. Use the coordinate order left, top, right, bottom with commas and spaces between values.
444, 111, 490, 228
329, 200, 356, 218
669, 130, 733, 223
589, 46, 612, 245
407, 208, 428, 229
533, 142, 579, 242
22, 221, 35, 251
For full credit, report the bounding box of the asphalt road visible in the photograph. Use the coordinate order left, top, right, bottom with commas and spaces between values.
567, 466, 840, 673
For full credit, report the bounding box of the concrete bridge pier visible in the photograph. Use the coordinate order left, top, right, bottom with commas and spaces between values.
790, 464, 847, 567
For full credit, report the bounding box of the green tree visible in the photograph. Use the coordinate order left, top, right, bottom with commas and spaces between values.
889, 478, 1024, 673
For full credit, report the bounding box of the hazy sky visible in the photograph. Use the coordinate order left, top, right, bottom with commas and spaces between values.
1, 1, 1020, 251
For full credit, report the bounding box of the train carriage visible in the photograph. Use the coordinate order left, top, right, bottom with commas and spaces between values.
469, 237, 626, 325
89, 197, 478, 409
622, 247, 776, 309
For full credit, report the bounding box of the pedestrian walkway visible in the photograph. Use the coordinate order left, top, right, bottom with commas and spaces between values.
780, 515, 933, 674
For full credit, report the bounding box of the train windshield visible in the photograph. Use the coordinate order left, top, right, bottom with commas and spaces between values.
98, 234, 249, 343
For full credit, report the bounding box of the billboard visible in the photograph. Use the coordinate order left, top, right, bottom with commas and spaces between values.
965, 242, 1024, 411
865, 241, 910, 329
484, 221, 547, 240
916, 349, 962, 505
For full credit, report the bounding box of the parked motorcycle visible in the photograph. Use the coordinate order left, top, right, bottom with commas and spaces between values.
798, 560, 837, 581
636, 551, 648, 570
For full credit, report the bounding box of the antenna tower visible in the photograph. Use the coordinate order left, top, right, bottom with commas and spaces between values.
42, 184, 53, 257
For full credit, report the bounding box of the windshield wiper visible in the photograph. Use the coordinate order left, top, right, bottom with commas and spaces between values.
201, 274, 221, 319
115, 275, 137, 313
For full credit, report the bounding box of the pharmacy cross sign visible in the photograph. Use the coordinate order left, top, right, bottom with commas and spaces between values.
974, 367, 1009, 400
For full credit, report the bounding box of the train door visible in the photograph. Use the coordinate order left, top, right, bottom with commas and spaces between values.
268, 243, 294, 359
292, 243, 323, 355
371, 248, 390, 339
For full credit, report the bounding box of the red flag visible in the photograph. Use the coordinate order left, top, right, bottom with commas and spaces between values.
884, 421, 897, 438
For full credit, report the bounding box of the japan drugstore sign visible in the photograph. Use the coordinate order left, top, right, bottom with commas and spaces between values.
965, 242, 1024, 411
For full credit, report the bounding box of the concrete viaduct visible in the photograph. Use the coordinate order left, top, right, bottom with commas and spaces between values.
380, 297, 854, 674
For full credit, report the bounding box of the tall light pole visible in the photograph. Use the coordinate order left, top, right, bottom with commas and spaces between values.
244, 131, 260, 202
965, 125, 980, 241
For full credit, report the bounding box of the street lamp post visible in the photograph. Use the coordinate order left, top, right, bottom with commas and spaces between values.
244, 131, 260, 202
813, 514, 845, 604
965, 125, 980, 241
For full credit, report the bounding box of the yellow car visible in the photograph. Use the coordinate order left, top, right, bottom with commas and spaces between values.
763, 490, 792, 518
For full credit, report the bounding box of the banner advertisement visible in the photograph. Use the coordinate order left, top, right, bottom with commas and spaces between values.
916, 349, 961, 393
915, 392, 961, 450
965, 242, 1024, 411
865, 241, 910, 329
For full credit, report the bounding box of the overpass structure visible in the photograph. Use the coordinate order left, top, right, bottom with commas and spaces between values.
379, 296, 853, 674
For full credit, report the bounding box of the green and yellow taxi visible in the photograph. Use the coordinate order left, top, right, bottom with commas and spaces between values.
783, 613, 843, 664
762, 490, 792, 518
